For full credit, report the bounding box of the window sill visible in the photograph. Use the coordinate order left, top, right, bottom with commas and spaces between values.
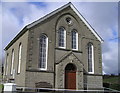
72, 48, 78, 51
26, 69, 54, 73
84, 73, 103, 76
88, 72, 94, 74
55, 47, 82, 53
58, 46, 66, 49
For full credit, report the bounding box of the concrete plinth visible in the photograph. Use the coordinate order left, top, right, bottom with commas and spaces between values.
4, 83, 16, 92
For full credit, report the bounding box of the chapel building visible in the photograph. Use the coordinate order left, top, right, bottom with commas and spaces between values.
3, 2, 103, 90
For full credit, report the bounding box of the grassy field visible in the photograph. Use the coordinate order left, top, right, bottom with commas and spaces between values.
103, 75, 120, 91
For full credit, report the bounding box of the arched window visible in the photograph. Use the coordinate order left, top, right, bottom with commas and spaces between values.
39, 34, 48, 70
11, 49, 14, 75
88, 43, 94, 73
58, 27, 66, 48
18, 43, 22, 73
5, 53, 9, 75
71, 30, 78, 50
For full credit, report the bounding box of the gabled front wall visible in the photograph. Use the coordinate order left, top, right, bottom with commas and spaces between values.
25, 6, 102, 89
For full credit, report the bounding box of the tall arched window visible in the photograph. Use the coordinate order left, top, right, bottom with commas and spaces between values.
5, 53, 9, 75
71, 30, 78, 50
11, 49, 14, 75
18, 43, 22, 73
39, 34, 48, 70
88, 43, 94, 73
58, 27, 66, 48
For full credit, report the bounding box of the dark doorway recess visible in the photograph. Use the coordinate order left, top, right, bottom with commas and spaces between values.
65, 63, 76, 89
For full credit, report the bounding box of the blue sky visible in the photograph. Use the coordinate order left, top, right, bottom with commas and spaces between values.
0, 2, 119, 74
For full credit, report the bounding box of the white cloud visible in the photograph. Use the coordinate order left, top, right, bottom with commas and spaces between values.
102, 41, 118, 74
2, 2, 67, 48
2, 5, 22, 49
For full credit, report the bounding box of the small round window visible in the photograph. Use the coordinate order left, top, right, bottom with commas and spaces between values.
66, 17, 72, 24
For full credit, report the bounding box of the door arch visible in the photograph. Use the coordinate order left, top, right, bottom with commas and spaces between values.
65, 63, 76, 89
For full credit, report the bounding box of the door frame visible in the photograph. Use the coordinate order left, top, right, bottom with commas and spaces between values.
64, 63, 77, 89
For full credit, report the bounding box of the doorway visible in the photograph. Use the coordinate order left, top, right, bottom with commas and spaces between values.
65, 63, 76, 89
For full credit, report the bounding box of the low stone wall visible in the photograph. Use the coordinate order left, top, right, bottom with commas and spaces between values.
84, 74, 103, 90
25, 71, 54, 88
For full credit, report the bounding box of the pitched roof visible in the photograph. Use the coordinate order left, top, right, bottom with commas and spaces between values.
5, 2, 103, 50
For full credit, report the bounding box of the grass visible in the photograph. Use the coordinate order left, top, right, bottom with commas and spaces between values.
103, 76, 120, 84
103, 75, 120, 91
0, 74, 3, 92
0, 84, 3, 92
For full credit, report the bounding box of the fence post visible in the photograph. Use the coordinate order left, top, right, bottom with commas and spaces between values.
4, 83, 16, 92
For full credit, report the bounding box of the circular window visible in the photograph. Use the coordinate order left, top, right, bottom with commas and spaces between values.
66, 17, 72, 24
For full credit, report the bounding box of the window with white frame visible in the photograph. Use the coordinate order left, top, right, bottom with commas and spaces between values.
11, 49, 14, 75
39, 34, 48, 70
58, 27, 66, 48
18, 43, 22, 74
88, 43, 94, 73
71, 30, 78, 50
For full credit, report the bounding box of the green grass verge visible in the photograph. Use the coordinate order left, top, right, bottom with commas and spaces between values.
103, 76, 120, 84
0, 84, 3, 92
103, 75, 120, 91
110, 84, 120, 91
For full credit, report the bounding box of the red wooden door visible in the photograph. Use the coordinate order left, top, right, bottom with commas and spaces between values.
65, 71, 76, 89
